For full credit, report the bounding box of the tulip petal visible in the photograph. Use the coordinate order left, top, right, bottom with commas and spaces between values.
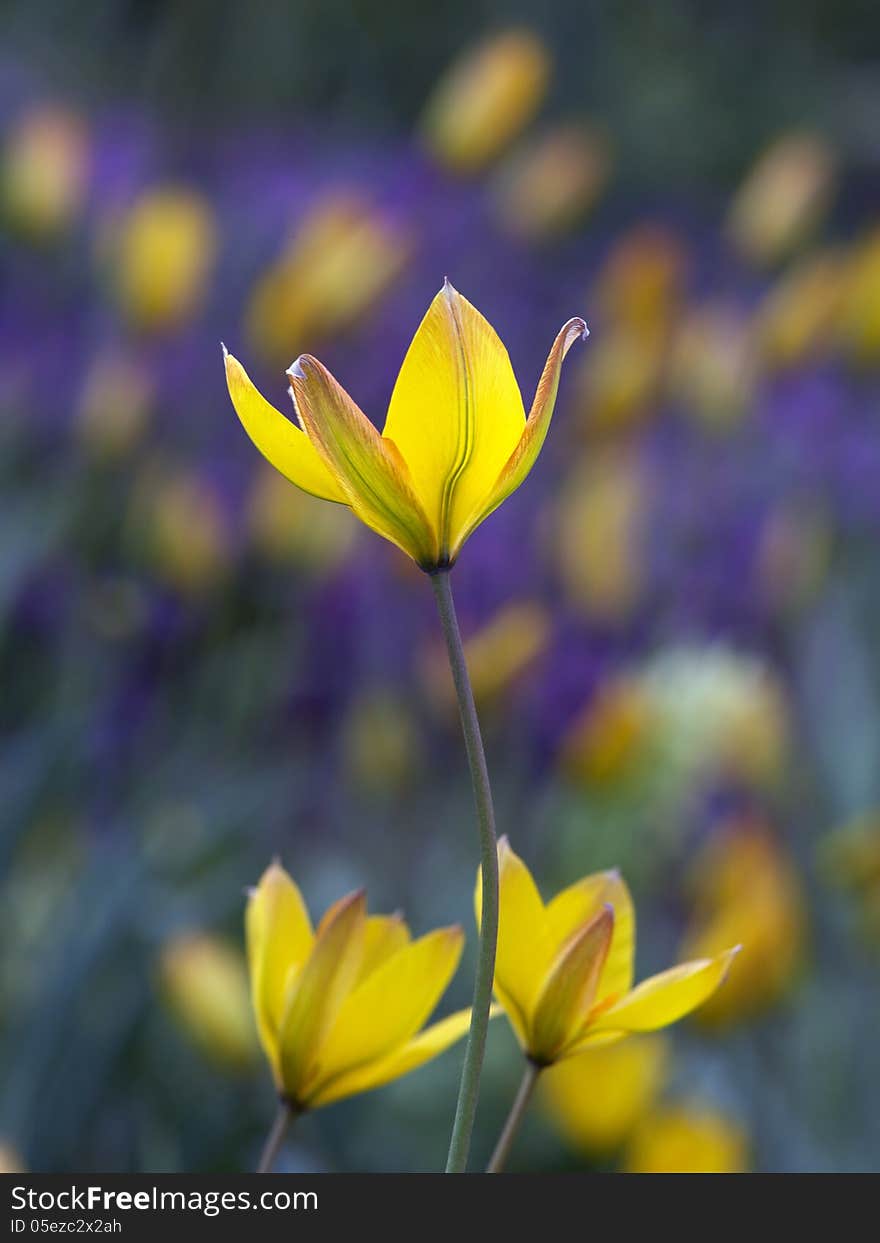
288, 354, 438, 566
476, 837, 550, 1042
311, 926, 464, 1087
532, 906, 614, 1061
224, 349, 348, 503
586, 947, 741, 1038
382, 281, 526, 560
454, 316, 587, 554
307, 1007, 473, 1108
546, 869, 635, 999
278, 890, 366, 1100
245, 863, 313, 1068
356, 914, 411, 985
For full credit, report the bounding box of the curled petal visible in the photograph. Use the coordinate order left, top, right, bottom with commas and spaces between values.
452, 316, 587, 556
545, 869, 635, 1000
288, 354, 438, 567
531, 905, 614, 1062
224, 348, 347, 503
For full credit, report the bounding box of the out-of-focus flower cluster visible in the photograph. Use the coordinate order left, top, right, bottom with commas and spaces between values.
2, 27, 880, 1173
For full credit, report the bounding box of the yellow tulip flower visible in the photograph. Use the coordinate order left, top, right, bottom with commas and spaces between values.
625, 1102, 749, 1174
224, 281, 587, 571
246, 861, 470, 1110
480, 839, 738, 1066
541, 1035, 669, 1154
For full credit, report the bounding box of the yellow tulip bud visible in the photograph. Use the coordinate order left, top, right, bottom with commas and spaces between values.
76, 352, 153, 460
112, 187, 217, 331
246, 192, 412, 365
493, 123, 610, 240
681, 819, 806, 1028
755, 251, 844, 371
559, 677, 656, 788
421, 30, 551, 174
726, 133, 835, 266
554, 449, 646, 623
542, 1036, 669, 1155
2, 104, 89, 241
625, 1102, 749, 1173
343, 689, 423, 798
837, 229, 880, 365
158, 933, 258, 1069
668, 304, 757, 432
131, 464, 231, 596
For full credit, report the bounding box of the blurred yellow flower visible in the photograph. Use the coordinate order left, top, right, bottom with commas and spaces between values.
424, 601, 551, 714
225, 281, 586, 569
593, 226, 688, 338
113, 187, 217, 331
575, 328, 665, 434
559, 676, 656, 788
247, 861, 470, 1109
246, 192, 412, 365
76, 352, 154, 460
421, 30, 551, 174
755, 250, 844, 371
822, 812, 880, 945
726, 133, 835, 266
554, 448, 647, 623
541, 1035, 669, 1154
493, 123, 610, 241
625, 1102, 749, 1173
158, 932, 259, 1070
343, 689, 423, 798
681, 819, 806, 1028
668, 303, 757, 432
131, 464, 231, 596
2, 104, 90, 241
837, 229, 880, 365
0, 1141, 26, 1174
247, 464, 357, 573
479, 839, 738, 1066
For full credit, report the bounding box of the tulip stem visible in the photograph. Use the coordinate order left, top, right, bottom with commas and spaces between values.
487, 1062, 541, 1173
431, 568, 499, 1175
257, 1101, 295, 1174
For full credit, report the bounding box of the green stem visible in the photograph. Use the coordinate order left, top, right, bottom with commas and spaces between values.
257, 1101, 295, 1174
430, 568, 499, 1174
487, 1062, 541, 1173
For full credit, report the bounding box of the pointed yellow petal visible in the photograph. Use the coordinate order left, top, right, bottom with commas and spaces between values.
245, 863, 313, 1072
382, 281, 526, 561
588, 947, 741, 1036
288, 354, 438, 566
476, 837, 549, 1042
307, 1007, 473, 1108
356, 913, 411, 985
312, 926, 464, 1087
277, 890, 366, 1101
453, 316, 587, 555
545, 869, 635, 999
531, 906, 614, 1062
224, 349, 348, 503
